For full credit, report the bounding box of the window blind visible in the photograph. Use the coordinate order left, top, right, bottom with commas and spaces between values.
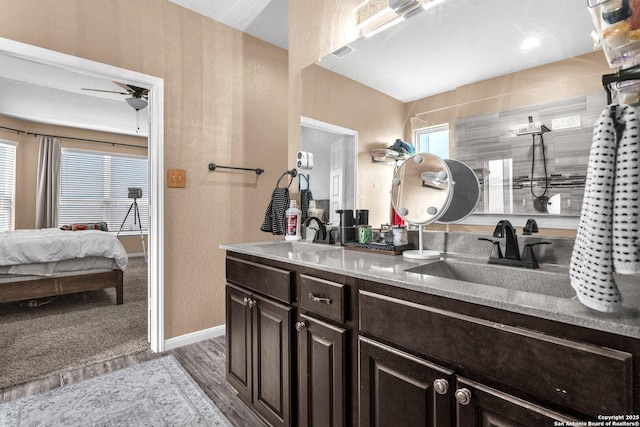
0, 141, 17, 232
59, 148, 148, 232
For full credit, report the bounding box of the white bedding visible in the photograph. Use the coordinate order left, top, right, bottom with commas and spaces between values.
0, 256, 119, 277
0, 228, 128, 272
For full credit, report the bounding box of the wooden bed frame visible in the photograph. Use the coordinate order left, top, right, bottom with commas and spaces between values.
0, 269, 123, 305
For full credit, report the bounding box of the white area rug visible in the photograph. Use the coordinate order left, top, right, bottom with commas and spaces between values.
0, 356, 231, 426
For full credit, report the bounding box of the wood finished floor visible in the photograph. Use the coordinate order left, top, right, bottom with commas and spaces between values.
0, 335, 267, 427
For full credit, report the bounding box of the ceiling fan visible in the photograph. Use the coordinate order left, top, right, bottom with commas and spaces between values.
81, 82, 149, 111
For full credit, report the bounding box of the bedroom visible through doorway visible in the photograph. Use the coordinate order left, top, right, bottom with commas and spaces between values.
0, 38, 165, 383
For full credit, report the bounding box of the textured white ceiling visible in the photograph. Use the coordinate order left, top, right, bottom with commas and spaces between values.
167, 0, 289, 49
318, 0, 598, 102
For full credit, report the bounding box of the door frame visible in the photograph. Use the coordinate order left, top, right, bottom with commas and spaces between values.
0, 37, 165, 352
300, 116, 358, 222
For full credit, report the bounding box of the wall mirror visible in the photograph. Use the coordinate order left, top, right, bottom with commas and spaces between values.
305, 0, 601, 229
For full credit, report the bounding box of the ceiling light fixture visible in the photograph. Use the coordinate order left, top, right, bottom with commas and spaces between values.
355, 0, 391, 29
422, 0, 447, 11
520, 36, 541, 51
389, 0, 418, 13
125, 97, 148, 111
364, 15, 405, 38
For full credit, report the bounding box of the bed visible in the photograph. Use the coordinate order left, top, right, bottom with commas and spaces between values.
0, 228, 128, 305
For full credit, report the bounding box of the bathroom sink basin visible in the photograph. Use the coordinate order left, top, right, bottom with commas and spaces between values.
405, 259, 576, 299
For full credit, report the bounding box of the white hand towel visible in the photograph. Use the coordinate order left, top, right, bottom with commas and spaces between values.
570, 105, 640, 313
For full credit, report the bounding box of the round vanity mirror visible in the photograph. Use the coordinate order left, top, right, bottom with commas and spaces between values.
437, 159, 480, 224
391, 154, 480, 260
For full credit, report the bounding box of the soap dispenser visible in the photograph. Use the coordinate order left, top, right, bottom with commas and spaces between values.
285, 200, 302, 241
307, 200, 318, 220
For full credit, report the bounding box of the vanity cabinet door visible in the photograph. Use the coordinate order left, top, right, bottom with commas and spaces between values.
226, 283, 293, 427
226, 284, 252, 400
455, 377, 578, 426
252, 293, 292, 427
359, 337, 455, 427
297, 314, 346, 427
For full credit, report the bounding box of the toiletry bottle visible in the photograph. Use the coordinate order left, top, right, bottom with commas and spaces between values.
307, 200, 318, 220
285, 200, 302, 241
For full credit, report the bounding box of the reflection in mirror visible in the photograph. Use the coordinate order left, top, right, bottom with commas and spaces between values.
392, 153, 479, 259
300, 117, 357, 225
307, 0, 604, 229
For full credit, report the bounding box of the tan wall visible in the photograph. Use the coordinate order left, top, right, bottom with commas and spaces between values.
0, 115, 148, 253
0, 0, 288, 338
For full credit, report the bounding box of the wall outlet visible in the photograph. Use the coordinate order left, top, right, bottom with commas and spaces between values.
168, 169, 186, 188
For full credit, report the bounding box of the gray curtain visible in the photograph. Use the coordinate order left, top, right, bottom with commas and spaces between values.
35, 136, 61, 229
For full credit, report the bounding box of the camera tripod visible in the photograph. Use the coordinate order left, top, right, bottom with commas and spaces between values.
117, 197, 147, 262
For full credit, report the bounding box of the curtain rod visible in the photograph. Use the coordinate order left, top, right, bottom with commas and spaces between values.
0, 125, 147, 150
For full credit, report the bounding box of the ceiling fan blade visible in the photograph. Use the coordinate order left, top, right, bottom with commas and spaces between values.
114, 81, 150, 98
81, 88, 129, 95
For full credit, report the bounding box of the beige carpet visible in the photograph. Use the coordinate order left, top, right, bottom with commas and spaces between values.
0, 257, 149, 389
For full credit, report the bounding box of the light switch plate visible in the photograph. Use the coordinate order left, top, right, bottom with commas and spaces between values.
168, 169, 186, 188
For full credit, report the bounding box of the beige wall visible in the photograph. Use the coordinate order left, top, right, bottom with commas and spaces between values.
0, 0, 288, 338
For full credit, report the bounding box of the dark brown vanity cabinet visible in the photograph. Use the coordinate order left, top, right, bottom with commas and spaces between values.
359, 337, 455, 427
358, 283, 636, 424
296, 273, 354, 427
226, 257, 294, 427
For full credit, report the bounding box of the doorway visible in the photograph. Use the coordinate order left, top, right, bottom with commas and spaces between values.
300, 117, 357, 225
0, 37, 165, 352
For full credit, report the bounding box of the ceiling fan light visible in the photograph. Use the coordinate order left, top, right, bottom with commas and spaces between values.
125, 97, 148, 111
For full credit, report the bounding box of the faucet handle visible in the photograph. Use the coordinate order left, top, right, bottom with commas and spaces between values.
478, 237, 503, 259
523, 219, 539, 235
492, 220, 515, 238
522, 241, 550, 269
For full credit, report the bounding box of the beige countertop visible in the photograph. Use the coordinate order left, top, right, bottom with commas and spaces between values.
220, 240, 640, 339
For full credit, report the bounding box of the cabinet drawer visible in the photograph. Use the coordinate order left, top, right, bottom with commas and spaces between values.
359, 290, 633, 417
226, 257, 293, 303
300, 274, 345, 323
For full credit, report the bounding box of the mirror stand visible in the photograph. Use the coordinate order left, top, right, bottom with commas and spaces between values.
403, 225, 440, 260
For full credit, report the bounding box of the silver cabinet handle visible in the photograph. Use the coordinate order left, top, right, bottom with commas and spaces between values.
309, 293, 331, 304
295, 321, 306, 332
244, 297, 256, 308
433, 378, 449, 395
455, 388, 472, 405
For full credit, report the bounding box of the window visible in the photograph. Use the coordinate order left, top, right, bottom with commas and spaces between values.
0, 140, 17, 232
59, 149, 148, 233
415, 124, 450, 159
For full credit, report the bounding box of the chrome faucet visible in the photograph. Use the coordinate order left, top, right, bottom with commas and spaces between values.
492, 220, 520, 260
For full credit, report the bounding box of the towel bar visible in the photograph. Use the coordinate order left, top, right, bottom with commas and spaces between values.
208, 163, 264, 175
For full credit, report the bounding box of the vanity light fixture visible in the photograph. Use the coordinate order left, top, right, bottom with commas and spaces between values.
421, 0, 447, 11
389, 0, 419, 13
362, 0, 427, 38
354, 0, 391, 29
364, 15, 405, 38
